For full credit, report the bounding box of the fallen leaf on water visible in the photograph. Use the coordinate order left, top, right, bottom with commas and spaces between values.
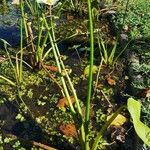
106, 76, 116, 86
59, 123, 77, 137
43, 65, 58, 72
107, 114, 127, 126
56, 96, 75, 108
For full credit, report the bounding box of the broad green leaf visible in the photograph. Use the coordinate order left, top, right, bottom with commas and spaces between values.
127, 98, 150, 146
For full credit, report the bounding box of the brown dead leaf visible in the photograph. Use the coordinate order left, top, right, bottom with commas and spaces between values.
138, 88, 150, 98
43, 65, 58, 72
106, 77, 116, 86
56, 96, 75, 108
59, 123, 77, 137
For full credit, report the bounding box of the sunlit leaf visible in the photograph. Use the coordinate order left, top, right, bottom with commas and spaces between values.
0, 38, 11, 50
127, 98, 150, 146
12, 0, 19, 5
0, 75, 16, 86
107, 114, 127, 126
84, 65, 98, 77
36, 0, 58, 5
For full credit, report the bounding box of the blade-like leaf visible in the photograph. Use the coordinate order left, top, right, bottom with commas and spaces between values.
127, 98, 150, 146
0, 75, 16, 86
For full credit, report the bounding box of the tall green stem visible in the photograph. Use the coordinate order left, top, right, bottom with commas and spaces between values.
42, 14, 76, 114
50, 17, 85, 146
20, 0, 24, 83
85, 0, 94, 149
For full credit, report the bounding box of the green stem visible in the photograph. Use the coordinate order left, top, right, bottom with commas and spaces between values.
42, 14, 76, 114
20, 0, 26, 83
36, 17, 44, 64
85, 0, 94, 149
25, 0, 35, 15
50, 17, 86, 146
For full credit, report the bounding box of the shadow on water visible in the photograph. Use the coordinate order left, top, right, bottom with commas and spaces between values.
0, 97, 76, 149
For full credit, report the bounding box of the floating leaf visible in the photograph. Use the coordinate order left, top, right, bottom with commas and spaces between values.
107, 114, 127, 126
59, 124, 77, 137
56, 96, 75, 108
127, 98, 150, 146
84, 65, 98, 77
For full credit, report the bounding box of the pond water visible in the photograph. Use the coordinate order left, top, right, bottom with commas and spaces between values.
0, 1, 20, 47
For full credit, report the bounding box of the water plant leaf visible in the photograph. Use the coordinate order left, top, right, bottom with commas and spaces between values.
107, 114, 127, 126
0, 39, 11, 50
127, 98, 150, 146
0, 75, 16, 86
59, 123, 77, 137
84, 65, 98, 77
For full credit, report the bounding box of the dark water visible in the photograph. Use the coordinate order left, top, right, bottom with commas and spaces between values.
0, 1, 20, 47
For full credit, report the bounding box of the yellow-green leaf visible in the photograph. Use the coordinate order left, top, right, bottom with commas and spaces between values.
127, 98, 150, 146
84, 65, 98, 77
107, 114, 127, 126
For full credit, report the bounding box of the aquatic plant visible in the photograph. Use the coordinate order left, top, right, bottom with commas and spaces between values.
97, 35, 130, 67
1, 0, 150, 149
